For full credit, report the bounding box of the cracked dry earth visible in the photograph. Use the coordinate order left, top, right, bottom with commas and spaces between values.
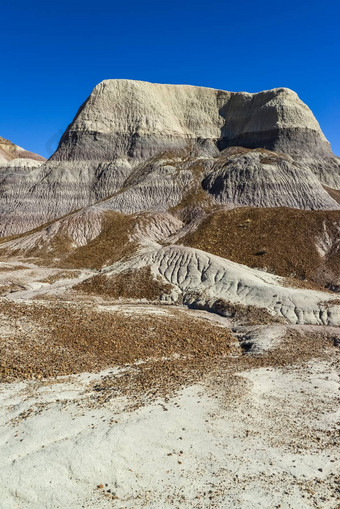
0, 267, 339, 509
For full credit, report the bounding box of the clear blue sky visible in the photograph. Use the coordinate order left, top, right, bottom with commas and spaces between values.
1, 0, 339, 158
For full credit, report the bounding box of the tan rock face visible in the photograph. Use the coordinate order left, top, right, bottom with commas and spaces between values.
52, 81, 328, 162
0, 136, 46, 163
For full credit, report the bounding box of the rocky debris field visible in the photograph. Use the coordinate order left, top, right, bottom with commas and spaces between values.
0, 298, 339, 508
0, 300, 235, 382
76, 266, 174, 301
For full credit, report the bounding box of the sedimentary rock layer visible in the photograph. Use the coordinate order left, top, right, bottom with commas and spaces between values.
52, 81, 326, 160
0, 80, 339, 237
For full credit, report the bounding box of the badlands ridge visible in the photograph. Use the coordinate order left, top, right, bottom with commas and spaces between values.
0, 80, 339, 508
0, 80, 339, 327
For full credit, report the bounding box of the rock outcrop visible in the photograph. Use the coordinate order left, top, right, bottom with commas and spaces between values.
0, 80, 339, 237
202, 148, 338, 210
52, 81, 328, 163
52, 80, 340, 187
95, 245, 340, 326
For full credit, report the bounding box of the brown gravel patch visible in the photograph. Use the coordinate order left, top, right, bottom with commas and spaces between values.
180, 207, 340, 289
89, 327, 339, 408
323, 185, 340, 204
40, 270, 82, 284
0, 265, 28, 272
0, 301, 234, 382
0, 298, 338, 413
0, 211, 138, 270
170, 160, 216, 220
59, 212, 137, 269
281, 276, 331, 292
76, 267, 174, 301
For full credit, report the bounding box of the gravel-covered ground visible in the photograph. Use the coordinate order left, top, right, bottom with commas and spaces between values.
0, 263, 339, 508
0, 326, 339, 509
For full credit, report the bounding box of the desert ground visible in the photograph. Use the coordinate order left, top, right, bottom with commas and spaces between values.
0, 262, 339, 509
